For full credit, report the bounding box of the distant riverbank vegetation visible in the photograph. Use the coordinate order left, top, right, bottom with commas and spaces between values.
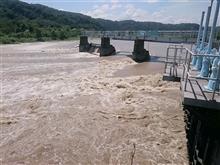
0, 23, 81, 44
0, 0, 219, 44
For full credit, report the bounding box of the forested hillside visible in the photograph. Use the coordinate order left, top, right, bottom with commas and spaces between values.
0, 0, 102, 43
0, 0, 219, 44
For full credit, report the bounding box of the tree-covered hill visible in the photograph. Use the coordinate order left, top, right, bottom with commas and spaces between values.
0, 0, 219, 44
95, 19, 200, 31
0, 0, 102, 43
0, 0, 102, 29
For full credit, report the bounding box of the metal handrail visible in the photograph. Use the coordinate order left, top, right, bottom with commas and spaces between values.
164, 44, 184, 74
183, 47, 219, 100
165, 44, 220, 101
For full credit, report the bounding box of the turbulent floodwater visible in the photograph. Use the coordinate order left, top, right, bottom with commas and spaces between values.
1, 40, 188, 164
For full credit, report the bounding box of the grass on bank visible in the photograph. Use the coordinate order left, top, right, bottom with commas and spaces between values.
0, 27, 81, 44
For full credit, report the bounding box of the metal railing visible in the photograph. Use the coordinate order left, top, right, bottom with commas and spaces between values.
165, 44, 220, 101
164, 44, 186, 77
183, 48, 220, 100
82, 31, 198, 43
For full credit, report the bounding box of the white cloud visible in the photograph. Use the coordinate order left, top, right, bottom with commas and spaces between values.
83, 3, 194, 24
86, 4, 110, 18
145, 0, 159, 3
84, 1, 123, 20
123, 4, 149, 21
82, 0, 220, 25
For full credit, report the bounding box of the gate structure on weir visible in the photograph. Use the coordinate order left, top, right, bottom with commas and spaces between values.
82, 30, 198, 43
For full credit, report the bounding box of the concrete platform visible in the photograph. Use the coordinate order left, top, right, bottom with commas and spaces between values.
163, 65, 183, 82
181, 79, 220, 111
163, 64, 220, 110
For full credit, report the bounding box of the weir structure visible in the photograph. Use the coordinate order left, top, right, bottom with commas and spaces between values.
79, 29, 210, 62
79, 31, 151, 62
163, 0, 220, 164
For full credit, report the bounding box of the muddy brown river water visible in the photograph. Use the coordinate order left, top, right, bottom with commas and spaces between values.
1, 40, 188, 164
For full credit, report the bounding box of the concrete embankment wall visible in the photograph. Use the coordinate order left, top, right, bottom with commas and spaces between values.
184, 107, 220, 164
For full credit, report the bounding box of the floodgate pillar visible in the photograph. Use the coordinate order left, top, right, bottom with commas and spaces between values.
79, 36, 91, 52
132, 39, 150, 62
100, 37, 116, 56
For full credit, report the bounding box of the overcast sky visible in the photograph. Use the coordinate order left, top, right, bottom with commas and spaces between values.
21, 0, 220, 25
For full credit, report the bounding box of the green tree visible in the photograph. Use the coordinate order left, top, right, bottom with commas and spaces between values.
51, 30, 57, 40
35, 28, 42, 41
59, 30, 66, 40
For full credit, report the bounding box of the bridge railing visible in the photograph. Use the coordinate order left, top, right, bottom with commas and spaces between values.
82, 30, 198, 43
83, 31, 147, 40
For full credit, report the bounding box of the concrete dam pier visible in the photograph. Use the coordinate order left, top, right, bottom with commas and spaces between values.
79, 36, 91, 52
100, 37, 116, 56
132, 39, 150, 62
